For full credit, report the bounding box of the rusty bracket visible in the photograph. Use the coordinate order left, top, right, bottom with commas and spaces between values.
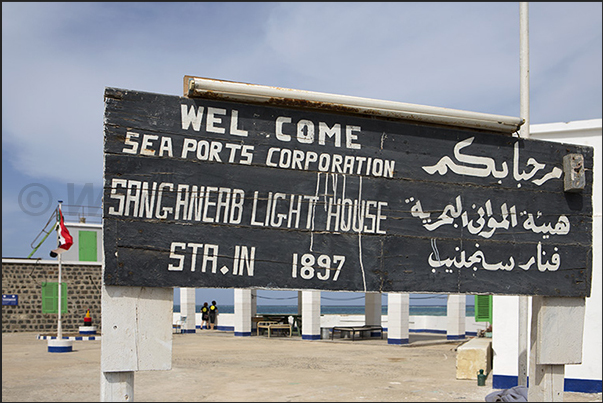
563, 154, 585, 192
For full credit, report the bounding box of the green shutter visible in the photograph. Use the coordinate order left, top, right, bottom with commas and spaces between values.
79, 230, 97, 261
474, 295, 492, 322
41, 282, 67, 314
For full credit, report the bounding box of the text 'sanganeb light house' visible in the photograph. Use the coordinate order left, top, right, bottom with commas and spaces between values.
102, 77, 593, 298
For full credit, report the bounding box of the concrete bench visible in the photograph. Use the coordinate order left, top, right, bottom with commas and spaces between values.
331, 325, 383, 341
456, 337, 492, 380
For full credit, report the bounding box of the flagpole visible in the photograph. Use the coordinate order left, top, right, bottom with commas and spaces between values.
518, 2, 530, 388
47, 200, 73, 353
57, 201, 63, 340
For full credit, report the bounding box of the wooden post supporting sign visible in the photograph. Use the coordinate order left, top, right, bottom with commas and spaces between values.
528, 296, 586, 401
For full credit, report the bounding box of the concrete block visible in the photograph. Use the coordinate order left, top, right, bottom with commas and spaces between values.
533, 296, 585, 365
456, 337, 492, 380
101, 286, 172, 372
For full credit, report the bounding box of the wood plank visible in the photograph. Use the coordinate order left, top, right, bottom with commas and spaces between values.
103, 88, 594, 297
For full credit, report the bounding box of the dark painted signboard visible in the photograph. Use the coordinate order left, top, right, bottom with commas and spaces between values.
103, 87, 593, 296
2, 294, 18, 305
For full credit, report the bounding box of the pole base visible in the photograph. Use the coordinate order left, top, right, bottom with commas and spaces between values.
47, 338, 73, 353
79, 326, 97, 335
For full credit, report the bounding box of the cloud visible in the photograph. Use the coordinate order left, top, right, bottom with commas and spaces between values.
2, 2, 601, 260
261, 3, 520, 110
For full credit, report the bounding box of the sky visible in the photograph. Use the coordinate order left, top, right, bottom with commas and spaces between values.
3, 2, 601, 307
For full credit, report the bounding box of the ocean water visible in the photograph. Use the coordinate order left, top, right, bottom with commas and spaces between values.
174, 304, 475, 317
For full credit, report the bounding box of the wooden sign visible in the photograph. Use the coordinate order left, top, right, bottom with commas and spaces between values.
103, 86, 593, 296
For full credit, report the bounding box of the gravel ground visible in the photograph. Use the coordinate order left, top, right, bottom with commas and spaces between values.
2, 331, 601, 402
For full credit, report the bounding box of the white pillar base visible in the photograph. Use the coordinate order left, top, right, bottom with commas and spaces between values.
47, 338, 73, 353
79, 325, 97, 334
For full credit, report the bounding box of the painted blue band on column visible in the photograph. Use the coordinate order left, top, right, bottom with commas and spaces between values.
493, 374, 602, 394
387, 338, 409, 345
234, 332, 251, 337
410, 329, 446, 334
182, 329, 196, 333
564, 378, 602, 393
302, 334, 321, 340
370, 331, 382, 338
48, 345, 73, 353
492, 374, 518, 390
38, 335, 98, 341
447, 334, 466, 340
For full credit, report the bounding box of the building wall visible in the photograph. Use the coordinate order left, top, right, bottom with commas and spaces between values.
492, 119, 602, 393
2, 259, 102, 333
58, 222, 102, 262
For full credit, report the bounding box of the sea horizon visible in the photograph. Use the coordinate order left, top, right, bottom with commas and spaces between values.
174, 304, 475, 316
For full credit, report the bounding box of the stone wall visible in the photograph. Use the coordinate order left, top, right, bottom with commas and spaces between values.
2, 260, 102, 333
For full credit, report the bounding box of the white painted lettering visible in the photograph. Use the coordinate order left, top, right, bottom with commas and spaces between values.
168, 242, 186, 271
345, 125, 361, 149
159, 136, 173, 157
276, 116, 292, 141
297, 119, 314, 144
108, 179, 127, 216
203, 186, 218, 223
155, 182, 174, 219
122, 131, 139, 154
206, 107, 226, 134
124, 180, 142, 217
319, 122, 341, 147
229, 109, 248, 137
181, 104, 203, 131
174, 184, 190, 220
181, 138, 197, 158
140, 134, 159, 156
202, 244, 219, 273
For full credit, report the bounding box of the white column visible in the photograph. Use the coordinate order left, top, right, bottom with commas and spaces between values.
387, 293, 409, 345
180, 287, 196, 333
447, 294, 466, 340
365, 292, 383, 338
301, 290, 321, 340
234, 289, 252, 337
492, 295, 520, 390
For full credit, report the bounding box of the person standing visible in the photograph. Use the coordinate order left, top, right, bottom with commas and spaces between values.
200, 302, 209, 330
209, 300, 218, 330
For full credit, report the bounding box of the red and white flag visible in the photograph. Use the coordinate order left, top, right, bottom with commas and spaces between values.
50, 205, 73, 258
